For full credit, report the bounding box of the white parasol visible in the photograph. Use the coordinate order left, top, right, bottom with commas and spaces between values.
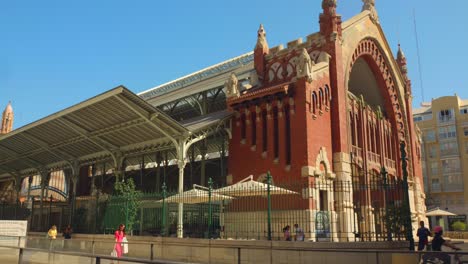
213, 175, 298, 197
159, 184, 234, 204
425, 207, 456, 217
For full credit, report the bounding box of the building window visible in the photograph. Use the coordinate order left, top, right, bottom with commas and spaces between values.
444, 173, 464, 192
414, 116, 423, 122
318, 88, 324, 110
312, 92, 318, 114
251, 112, 257, 146
425, 131, 436, 142
285, 105, 291, 165
441, 158, 461, 174
464, 127, 468, 137
262, 110, 267, 152
439, 141, 459, 156
460, 108, 468, 114
465, 141, 468, 154
240, 113, 246, 141
430, 161, 438, 176
438, 126, 457, 140
438, 109, 454, 123
431, 178, 441, 192
429, 145, 437, 158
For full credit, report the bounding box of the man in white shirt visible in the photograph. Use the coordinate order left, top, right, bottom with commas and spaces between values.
294, 224, 305, 241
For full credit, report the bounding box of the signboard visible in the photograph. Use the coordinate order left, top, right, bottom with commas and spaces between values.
0, 220, 28, 247
0, 220, 27, 237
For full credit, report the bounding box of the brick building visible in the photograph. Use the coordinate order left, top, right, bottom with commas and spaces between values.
225, 1, 426, 240
0, 0, 425, 240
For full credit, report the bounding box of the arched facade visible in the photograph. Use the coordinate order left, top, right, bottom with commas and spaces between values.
227, 1, 425, 241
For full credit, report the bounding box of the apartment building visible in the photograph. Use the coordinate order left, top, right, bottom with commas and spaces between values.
414, 95, 468, 226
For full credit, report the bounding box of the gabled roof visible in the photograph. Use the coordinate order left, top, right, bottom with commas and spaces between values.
0, 86, 230, 179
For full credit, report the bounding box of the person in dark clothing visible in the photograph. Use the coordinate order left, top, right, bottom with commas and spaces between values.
417, 221, 431, 251
421, 226, 461, 264
63, 225, 73, 239
431, 226, 460, 251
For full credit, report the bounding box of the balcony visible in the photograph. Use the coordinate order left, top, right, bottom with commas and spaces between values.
351, 145, 363, 161
367, 152, 381, 167
384, 158, 396, 170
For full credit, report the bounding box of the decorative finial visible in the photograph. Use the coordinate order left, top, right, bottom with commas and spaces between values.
256, 24, 269, 50
396, 44, 408, 75
322, 0, 337, 16
362, 0, 379, 23
397, 44, 406, 61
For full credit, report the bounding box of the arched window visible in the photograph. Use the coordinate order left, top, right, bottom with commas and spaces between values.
324, 85, 331, 106
312, 92, 318, 114
318, 88, 324, 110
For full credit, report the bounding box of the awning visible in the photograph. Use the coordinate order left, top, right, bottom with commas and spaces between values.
0, 86, 231, 179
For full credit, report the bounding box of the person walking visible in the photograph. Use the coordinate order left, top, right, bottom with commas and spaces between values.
113, 224, 125, 258
283, 225, 291, 241
416, 221, 430, 251
293, 224, 305, 241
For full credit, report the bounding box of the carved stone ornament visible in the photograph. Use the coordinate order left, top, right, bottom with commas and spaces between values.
225, 72, 240, 98
362, 0, 379, 23
322, 0, 337, 15
296, 48, 315, 83
256, 24, 269, 50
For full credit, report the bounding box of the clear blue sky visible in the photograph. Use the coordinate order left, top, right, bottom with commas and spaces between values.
1, 0, 468, 128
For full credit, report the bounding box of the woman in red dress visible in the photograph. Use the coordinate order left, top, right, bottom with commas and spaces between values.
114, 224, 125, 258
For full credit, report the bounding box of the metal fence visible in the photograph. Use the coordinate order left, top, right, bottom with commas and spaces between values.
3, 169, 412, 243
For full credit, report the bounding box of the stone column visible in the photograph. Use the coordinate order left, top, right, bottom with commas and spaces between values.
333, 153, 355, 242
177, 159, 186, 238
26, 176, 33, 202
69, 161, 80, 227
38, 169, 50, 231
200, 140, 207, 186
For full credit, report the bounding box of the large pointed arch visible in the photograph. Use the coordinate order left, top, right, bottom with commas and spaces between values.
346, 38, 406, 141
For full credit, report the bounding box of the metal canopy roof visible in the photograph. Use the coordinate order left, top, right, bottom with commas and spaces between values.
0, 86, 230, 179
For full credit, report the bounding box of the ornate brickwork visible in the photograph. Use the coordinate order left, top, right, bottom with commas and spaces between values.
348, 38, 406, 141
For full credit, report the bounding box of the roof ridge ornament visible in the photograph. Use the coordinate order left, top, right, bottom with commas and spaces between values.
396, 44, 408, 75
362, 0, 379, 24
296, 48, 315, 83
255, 24, 269, 50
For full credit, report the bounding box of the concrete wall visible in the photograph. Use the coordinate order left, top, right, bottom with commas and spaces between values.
26, 233, 413, 264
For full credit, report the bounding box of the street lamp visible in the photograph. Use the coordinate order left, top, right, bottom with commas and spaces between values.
400, 141, 415, 251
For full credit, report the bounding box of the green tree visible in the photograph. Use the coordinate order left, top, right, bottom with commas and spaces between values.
451, 221, 467, 231
114, 178, 142, 233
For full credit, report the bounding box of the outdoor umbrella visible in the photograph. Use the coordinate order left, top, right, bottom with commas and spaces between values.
425, 207, 456, 217
213, 173, 298, 240
158, 182, 233, 238
158, 184, 234, 204
212, 175, 298, 197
